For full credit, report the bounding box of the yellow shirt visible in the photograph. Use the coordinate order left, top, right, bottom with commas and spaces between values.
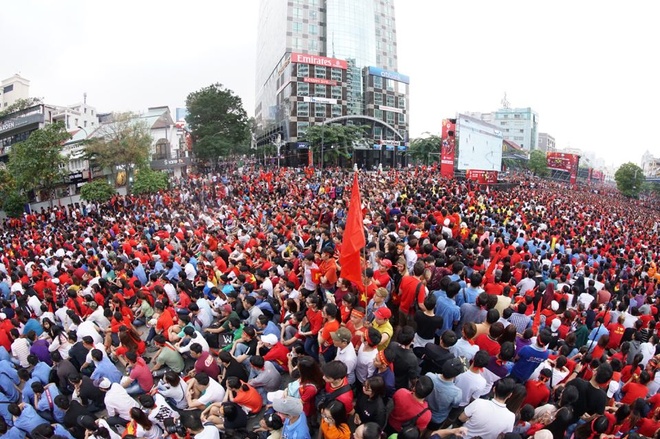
372, 320, 394, 351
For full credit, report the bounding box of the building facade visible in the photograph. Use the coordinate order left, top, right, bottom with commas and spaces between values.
255, 0, 409, 168
537, 132, 555, 152
0, 74, 30, 109
641, 151, 660, 178
467, 107, 539, 151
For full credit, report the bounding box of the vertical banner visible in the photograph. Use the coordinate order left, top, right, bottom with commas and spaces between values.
308, 149, 313, 167
441, 118, 456, 178
570, 154, 579, 186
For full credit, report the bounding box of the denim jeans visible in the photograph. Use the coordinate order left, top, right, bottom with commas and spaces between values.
124, 380, 146, 396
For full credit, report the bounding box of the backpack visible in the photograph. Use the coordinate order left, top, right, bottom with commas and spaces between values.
401, 407, 430, 430
315, 384, 351, 411
409, 281, 425, 315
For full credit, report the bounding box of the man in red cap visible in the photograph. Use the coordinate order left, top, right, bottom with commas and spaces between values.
372, 307, 393, 350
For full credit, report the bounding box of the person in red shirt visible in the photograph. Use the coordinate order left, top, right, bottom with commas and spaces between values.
321, 360, 354, 415
474, 322, 504, 357
300, 295, 323, 360
621, 370, 652, 404
523, 369, 552, 408
190, 343, 221, 379
373, 260, 392, 288
261, 334, 290, 373
225, 377, 263, 415
397, 262, 426, 329
386, 378, 433, 434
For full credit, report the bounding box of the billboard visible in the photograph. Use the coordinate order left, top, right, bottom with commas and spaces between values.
367, 67, 410, 84
546, 152, 580, 185
456, 114, 503, 172
441, 119, 456, 178
290, 52, 348, 70
466, 170, 498, 184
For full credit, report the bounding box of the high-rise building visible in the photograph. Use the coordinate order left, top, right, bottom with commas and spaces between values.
0, 74, 30, 109
538, 133, 555, 152
466, 107, 539, 151
255, 0, 409, 168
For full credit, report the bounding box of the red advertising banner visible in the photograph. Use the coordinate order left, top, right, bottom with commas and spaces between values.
440, 119, 456, 178
303, 77, 338, 86
592, 170, 604, 182
308, 149, 314, 167
546, 152, 580, 185
291, 52, 348, 70
466, 170, 498, 184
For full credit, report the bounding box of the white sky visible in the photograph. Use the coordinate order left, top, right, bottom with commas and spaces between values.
2, 0, 658, 168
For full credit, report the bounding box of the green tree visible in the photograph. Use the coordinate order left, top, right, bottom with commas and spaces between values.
132, 166, 169, 195
303, 124, 369, 167
185, 83, 250, 164
84, 112, 152, 194
409, 135, 441, 165
3, 190, 28, 218
614, 162, 645, 197
528, 149, 549, 176
80, 180, 116, 203
0, 97, 43, 118
0, 168, 16, 200
8, 121, 70, 203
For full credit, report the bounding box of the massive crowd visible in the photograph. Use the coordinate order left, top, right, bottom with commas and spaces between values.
0, 165, 659, 439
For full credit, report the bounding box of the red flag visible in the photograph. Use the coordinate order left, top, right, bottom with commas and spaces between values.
339, 173, 365, 289
532, 295, 543, 335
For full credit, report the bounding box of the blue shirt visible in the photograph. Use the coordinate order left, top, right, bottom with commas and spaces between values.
433, 291, 461, 336
133, 263, 148, 286
90, 357, 123, 384
0, 283, 10, 300
510, 343, 549, 382
53, 424, 75, 439
426, 373, 462, 423
0, 373, 19, 403
21, 377, 41, 405
262, 321, 280, 340
0, 393, 14, 426
13, 405, 48, 435
0, 361, 19, 385
282, 412, 311, 439
35, 385, 66, 423
0, 427, 25, 439
455, 286, 481, 308
587, 326, 609, 343
31, 363, 51, 385
22, 319, 43, 337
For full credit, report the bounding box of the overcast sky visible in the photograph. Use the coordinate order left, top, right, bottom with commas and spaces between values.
2, 0, 658, 168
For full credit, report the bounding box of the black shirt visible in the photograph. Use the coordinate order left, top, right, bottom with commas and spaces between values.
67, 342, 89, 371
355, 393, 386, 428
565, 378, 607, 422
78, 375, 106, 409
414, 311, 444, 340
63, 400, 90, 439
224, 404, 248, 431
391, 343, 420, 389
221, 359, 249, 388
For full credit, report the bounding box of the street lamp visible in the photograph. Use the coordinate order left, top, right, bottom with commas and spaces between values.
77, 126, 92, 182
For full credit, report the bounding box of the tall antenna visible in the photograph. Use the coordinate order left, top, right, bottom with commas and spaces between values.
501, 92, 510, 109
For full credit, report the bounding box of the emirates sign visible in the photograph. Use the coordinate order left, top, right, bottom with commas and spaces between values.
291, 52, 348, 70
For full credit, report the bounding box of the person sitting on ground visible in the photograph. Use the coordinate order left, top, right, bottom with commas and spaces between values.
185, 372, 226, 411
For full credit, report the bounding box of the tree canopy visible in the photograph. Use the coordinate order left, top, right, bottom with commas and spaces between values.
614, 162, 645, 197
80, 180, 116, 203
8, 121, 70, 200
84, 112, 152, 194
185, 83, 250, 162
0, 97, 43, 118
132, 166, 169, 195
409, 135, 441, 165
303, 124, 368, 166
528, 149, 549, 176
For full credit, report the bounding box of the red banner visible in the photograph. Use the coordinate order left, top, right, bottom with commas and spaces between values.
441, 119, 456, 178
546, 152, 580, 185
291, 52, 348, 70
466, 170, 498, 184
308, 149, 313, 167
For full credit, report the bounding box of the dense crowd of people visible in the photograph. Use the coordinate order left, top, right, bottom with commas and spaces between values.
0, 165, 659, 439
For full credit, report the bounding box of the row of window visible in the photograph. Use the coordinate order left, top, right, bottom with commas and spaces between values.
291, 37, 319, 52
297, 83, 343, 99
292, 6, 318, 20
292, 22, 319, 35
296, 122, 404, 140
296, 65, 343, 81
372, 92, 405, 109
296, 103, 343, 118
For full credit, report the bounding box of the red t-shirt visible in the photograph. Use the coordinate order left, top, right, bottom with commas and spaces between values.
195, 351, 221, 378
474, 334, 501, 356
388, 389, 432, 432
523, 380, 550, 408
621, 382, 649, 405
399, 276, 425, 316
233, 384, 263, 414
263, 342, 290, 372
325, 379, 354, 414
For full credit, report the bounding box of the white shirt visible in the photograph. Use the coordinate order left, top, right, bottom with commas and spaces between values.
463, 398, 515, 439
194, 425, 220, 439
158, 378, 189, 410
197, 378, 226, 406
105, 383, 140, 420
86, 308, 110, 331
261, 277, 274, 297
27, 295, 43, 317
516, 278, 536, 296
355, 344, 377, 384
147, 393, 180, 429
578, 293, 595, 308
76, 320, 103, 345
455, 370, 488, 407
178, 332, 209, 354
335, 343, 358, 385
184, 263, 197, 280
11, 338, 31, 368
85, 342, 108, 365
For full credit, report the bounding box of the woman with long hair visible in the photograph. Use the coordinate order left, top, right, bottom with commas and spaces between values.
47, 324, 72, 359
200, 401, 247, 432
573, 415, 609, 439
112, 325, 145, 367
156, 370, 189, 410
320, 400, 351, 439
225, 376, 262, 415
291, 355, 325, 418
128, 407, 163, 439
354, 376, 386, 428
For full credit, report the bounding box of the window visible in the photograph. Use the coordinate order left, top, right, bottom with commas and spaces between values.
373, 76, 382, 89
315, 104, 326, 118
84, 120, 87, 128
398, 96, 406, 109
331, 86, 342, 99
292, 37, 303, 50
297, 102, 309, 117
315, 84, 326, 97
398, 113, 406, 124
519, 129, 524, 133
297, 122, 309, 137
292, 7, 302, 19
514, 114, 522, 119
309, 39, 319, 51
314, 66, 326, 78
374, 127, 382, 139
386, 94, 395, 107
91, 110, 94, 116
297, 83, 309, 96
3, 85, 13, 93
297, 64, 309, 77
332, 104, 342, 117
310, 10, 317, 19
386, 112, 394, 124
500, 121, 507, 126
308, 24, 318, 35
292, 22, 303, 33
374, 109, 383, 120
374, 92, 382, 106
331, 69, 342, 81
84, 108, 87, 114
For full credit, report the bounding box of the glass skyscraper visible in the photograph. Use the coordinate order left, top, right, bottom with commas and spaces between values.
255, 0, 408, 168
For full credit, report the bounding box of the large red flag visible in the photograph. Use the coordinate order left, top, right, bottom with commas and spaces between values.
339, 173, 365, 289
532, 294, 543, 335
